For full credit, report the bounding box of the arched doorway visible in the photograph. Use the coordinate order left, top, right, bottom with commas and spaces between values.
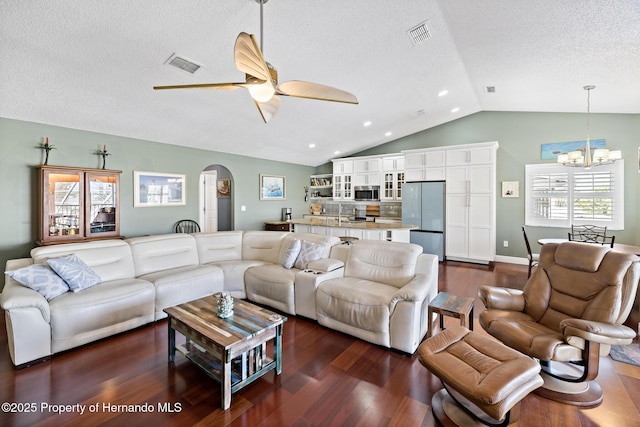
200, 165, 234, 231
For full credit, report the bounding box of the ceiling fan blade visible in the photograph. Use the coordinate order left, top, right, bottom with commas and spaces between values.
277, 81, 358, 104
153, 82, 245, 91
254, 95, 281, 123
235, 32, 271, 82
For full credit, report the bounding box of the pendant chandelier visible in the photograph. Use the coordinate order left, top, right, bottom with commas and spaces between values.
557, 85, 621, 169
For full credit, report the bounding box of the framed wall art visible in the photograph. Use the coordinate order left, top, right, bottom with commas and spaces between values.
217, 178, 231, 198
134, 171, 186, 207
501, 181, 519, 198
260, 174, 285, 200
540, 139, 606, 160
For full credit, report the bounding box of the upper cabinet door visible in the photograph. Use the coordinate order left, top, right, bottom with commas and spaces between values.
40, 167, 85, 244
85, 171, 120, 238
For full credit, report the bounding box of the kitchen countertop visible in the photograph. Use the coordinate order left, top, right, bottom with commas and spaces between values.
290, 218, 418, 230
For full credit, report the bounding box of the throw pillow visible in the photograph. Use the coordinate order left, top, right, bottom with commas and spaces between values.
6, 264, 70, 301
47, 254, 102, 292
280, 239, 302, 269
294, 240, 325, 269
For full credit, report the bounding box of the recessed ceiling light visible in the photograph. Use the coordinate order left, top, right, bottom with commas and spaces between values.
438, 90, 448, 97
363, 121, 372, 127
308, 143, 316, 148
451, 107, 460, 113
334, 150, 341, 155
385, 131, 392, 137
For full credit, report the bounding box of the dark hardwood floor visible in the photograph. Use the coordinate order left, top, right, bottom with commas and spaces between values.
1, 261, 639, 426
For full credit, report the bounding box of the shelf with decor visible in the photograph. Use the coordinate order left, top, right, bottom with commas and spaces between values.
309, 174, 333, 199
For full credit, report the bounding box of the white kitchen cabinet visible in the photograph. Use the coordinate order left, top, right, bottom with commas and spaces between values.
382, 155, 404, 171
332, 159, 354, 200
354, 158, 381, 173
333, 159, 354, 174
354, 172, 381, 186
444, 142, 498, 263
354, 157, 382, 186
403, 149, 445, 182
333, 174, 353, 200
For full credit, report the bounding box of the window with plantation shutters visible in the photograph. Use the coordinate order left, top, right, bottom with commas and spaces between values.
525, 160, 624, 229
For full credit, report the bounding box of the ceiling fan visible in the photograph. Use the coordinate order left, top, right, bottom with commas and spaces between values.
153, 0, 358, 123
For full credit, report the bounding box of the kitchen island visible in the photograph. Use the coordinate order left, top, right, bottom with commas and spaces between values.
289, 217, 418, 243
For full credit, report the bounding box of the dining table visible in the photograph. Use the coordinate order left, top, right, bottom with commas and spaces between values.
537, 238, 640, 256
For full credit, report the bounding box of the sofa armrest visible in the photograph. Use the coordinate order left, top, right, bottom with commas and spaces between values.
306, 258, 344, 273
1, 280, 51, 323
478, 286, 525, 312
561, 318, 637, 346
391, 274, 430, 305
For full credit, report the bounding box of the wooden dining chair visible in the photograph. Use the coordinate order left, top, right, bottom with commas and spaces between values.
521, 225, 539, 278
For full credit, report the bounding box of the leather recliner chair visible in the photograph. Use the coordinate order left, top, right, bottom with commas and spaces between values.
479, 241, 640, 408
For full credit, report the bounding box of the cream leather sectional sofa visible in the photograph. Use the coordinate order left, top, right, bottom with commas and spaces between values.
2, 230, 438, 367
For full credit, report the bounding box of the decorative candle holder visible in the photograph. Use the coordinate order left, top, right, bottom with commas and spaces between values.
36, 137, 56, 165
94, 146, 111, 169
214, 292, 234, 318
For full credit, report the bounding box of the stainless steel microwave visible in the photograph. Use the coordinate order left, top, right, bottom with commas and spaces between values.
354, 185, 380, 201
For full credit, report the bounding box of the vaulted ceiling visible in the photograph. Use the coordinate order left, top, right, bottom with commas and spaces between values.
1, 1, 639, 166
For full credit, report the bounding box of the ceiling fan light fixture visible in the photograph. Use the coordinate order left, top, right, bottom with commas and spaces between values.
249, 83, 275, 103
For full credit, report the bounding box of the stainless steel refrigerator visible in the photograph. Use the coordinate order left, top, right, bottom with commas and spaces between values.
402, 181, 445, 261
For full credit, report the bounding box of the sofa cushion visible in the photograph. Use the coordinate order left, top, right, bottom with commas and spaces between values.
242, 231, 288, 264
294, 240, 325, 269
47, 254, 102, 292
137, 264, 224, 319
127, 234, 200, 277
30, 240, 136, 282
245, 264, 297, 314
207, 259, 269, 297
280, 239, 301, 269
49, 278, 155, 353
194, 231, 244, 264
316, 277, 397, 333
345, 240, 422, 288
6, 264, 69, 301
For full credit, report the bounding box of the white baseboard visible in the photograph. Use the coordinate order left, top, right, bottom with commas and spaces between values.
494, 255, 529, 265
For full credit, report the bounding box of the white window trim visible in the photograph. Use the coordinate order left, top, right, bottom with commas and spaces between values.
525, 160, 624, 230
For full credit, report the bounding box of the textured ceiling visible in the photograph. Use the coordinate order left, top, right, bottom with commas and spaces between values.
1, 0, 639, 166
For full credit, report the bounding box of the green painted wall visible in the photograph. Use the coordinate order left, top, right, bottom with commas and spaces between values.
347, 111, 640, 259
2, 110, 639, 286
0, 117, 314, 286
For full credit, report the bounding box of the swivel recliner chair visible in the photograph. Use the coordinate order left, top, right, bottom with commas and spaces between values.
479, 241, 639, 407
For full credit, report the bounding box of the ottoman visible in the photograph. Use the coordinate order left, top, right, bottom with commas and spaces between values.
418, 326, 543, 426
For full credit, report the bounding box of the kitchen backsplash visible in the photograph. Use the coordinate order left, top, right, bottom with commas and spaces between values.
312, 201, 401, 217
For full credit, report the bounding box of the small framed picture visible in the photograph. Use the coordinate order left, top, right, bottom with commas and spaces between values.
217, 179, 231, 198
134, 171, 186, 207
502, 181, 519, 198
260, 174, 285, 200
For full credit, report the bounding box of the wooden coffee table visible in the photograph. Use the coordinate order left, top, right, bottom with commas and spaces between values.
164, 296, 287, 410
427, 292, 474, 338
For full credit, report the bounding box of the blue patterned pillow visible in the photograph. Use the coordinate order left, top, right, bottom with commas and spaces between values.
6, 264, 70, 301
47, 254, 101, 292
294, 241, 325, 269
280, 239, 301, 269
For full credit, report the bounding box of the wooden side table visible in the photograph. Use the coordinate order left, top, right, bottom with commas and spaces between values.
427, 292, 474, 338
265, 221, 291, 231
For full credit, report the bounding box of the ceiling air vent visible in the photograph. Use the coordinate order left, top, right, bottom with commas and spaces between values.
165, 54, 202, 74
484, 86, 496, 93
407, 22, 431, 45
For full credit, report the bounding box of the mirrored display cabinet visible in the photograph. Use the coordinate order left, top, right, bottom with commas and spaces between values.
38, 166, 121, 245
